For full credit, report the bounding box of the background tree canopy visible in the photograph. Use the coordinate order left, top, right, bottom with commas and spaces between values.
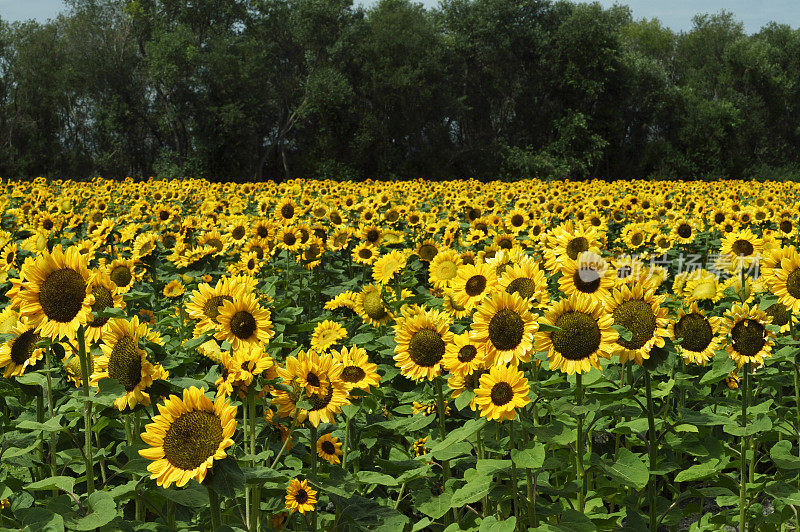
1, 0, 799, 181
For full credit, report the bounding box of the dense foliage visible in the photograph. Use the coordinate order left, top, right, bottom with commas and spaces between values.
1, 0, 800, 181
2, 177, 800, 531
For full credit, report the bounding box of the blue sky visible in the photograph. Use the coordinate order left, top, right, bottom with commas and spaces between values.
2, 0, 799, 33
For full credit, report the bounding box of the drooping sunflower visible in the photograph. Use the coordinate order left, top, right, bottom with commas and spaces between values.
332, 345, 381, 393
354, 284, 393, 326
535, 294, 618, 375
668, 302, 724, 366
139, 386, 237, 488
763, 300, 796, 334
310, 320, 348, 353
605, 283, 669, 366
470, 291, 538, 368
473, 365, 530, 422
557, 251, 615, 303
90, 316, 167, 411
497, 256, 549, 308
215, 289, 275, 352
723, 303, 776, 368
769, 252, 800, 313
316, 433, 343, 465
285, 478, 317, 514
393, 308, 453, 381
450, 262, 500, 310
443, 331, 485, 377
84, 270, 126, 345
683, 269, 723, 304
16, 245, 96, 340
0, 316, 45, 378
372, 249, 409, 285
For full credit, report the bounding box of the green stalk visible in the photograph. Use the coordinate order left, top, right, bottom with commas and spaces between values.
794, 357, 800, 532
77, 325, 94, 495
207, 486, 221, 531
243, 394, 250, 530
44, 348, 57, 485
644, 369, 658, 532
435, 378, 454, 525
509, 419, 520, 520
739, 362, 750, 532
522, 414, 535, 527
342, 414, 351, 471
477, 427, 488, 518
310, 423, 318, 531
575, 373, 585, 513
36, 394, 44, 482
249, 391, 259, 532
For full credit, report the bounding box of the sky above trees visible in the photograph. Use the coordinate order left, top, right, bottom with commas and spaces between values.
1, 0, 800, 33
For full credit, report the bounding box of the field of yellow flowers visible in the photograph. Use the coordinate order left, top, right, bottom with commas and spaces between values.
1, 177, 800, 531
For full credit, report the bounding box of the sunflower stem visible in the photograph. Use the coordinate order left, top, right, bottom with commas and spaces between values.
509, 419, 520, 521
243, 394, 250, 530
435, 377, 454, 525
522, 413, 535, 527
44, 348, 57, 490
248, 390, 259, 532
269, 408, 300, 470
575, 372, 585, 513
310, 423, 318, 531
77, 325, 94, 495
644, 369, 658, 532
739, 361, 750, 532
342, 413, 352, 471
36, 393, 44, 482
207, 486, 221, 531
477, 427, 488, 518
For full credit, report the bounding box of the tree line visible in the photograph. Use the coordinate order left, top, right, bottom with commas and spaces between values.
1, 0, 799, 181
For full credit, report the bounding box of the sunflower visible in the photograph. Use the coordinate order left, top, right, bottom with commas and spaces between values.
721, 228, 762, 269
543, 221, 602, 272
352, 242, 378, 266
769, 252, 800, 313
470, 292, 537, 368
285, 478, 317, 514
104, 258, 139, 293
332, 345, 381, 392
428, 249, 462, 289
275, 198, 299, 224
0, 316, 45, 378
83, 270, 126, 345
16, 245, 96, 340
605, 283, 669, 366
684, 269, 723, 304
354, 284, 393, 326
763, 301, 795, 334
668, 302, 724, 366
473, 365, 530, 421
229, 346, 274, 390
185, 278, 238, 337
442, 288, 471, 319
723, 303, 776, 368
63, 349, 97, 387
162, 279, 185, 298
443, 331, 485, 377
90, 316, 167, 411
310, 320, 348, 353
276, 227, 303, 253
316, 434, 343, 465
138, 386, 237, 488
535, 294, 618, 375
215, 289, 274, 352
497, 256, 549, 308
450, 262, 500, 310
558, 251, 615, 302
671, 218, 697, 245
393, 308, 453, 381
274, 350, 350, 427
372, 249, 409, 285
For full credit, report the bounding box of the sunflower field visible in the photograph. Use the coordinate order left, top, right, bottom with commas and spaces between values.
2, 177, 800, 531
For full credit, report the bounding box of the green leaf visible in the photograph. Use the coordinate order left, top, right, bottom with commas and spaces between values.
451, 475, 492, 507
766, 481, 800, 506
428, 418, 486, 455
454, 389, 475, 411
15, 507, 66, 532
674, 458, 725, 482
209, 458, 245, 497
94, 307, 127, 320
723, 415, 772, 437
66, 491, 117, 530
698, 352, 735, 385
480, 516, 517, 532
17, 415, 64, 433
15, 372, 46, 386
159, 485, 210, 507
26, 476, 75, 493
183, 333, 214, 351
538, 323, 563, 333
613, 325, 632, 342
600, 448, 648, 490
355, 471, 399, 487
511, 444, 545, 470
770, 441, 800, 470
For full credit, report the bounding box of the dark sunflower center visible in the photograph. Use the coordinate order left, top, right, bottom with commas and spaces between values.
232, 226, 246, 240
163, 234, 177, 248
419, 245, 438, 261
283, 233, 297, 246
307, 371, 321, 387
89, 285, 114, 327
488, 308, 525, 351
362, 290, 388, 320
162, 410, 224, 471
309, 383, 334, 411
765, 303, 791, 327
612, 299, 657, 350
230, 311, 257, 339
159, 210, 170, 221
573, 268, 601, 293
366, 229, 380, 243
677, 224, 692, 239
110, 265, 133, 288
631, 233, 644, 247
295, 489, 309, 505
320, 440, 336, 455
552, 311, 602, 361
731, 319, 766, 357
780, 220, 793, 234
674, 313, 713, 352
10, 329, 40, 365
408, 328, 446, 367
731, 239, 754, 256
108, 335, 142, 392
715, 212, 726, 224
490, 381, 513, 406
458, 345, 478, 363
39, 268, 86, 323
358, 248, 372, 259
786, 269, 800, 298
247, 258, 255, 270
342, 366, 366, 383
203, 295, 233, 324
465, 275, 487, 297
506, 277, 537, 299
566, 237, 589, 260
256, 225, 269, 238
206, 238, 224, 253
281, 204, 295, 219
510, 214, 524, 227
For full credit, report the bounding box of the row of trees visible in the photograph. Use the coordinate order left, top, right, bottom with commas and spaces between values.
1, 0, 800, 181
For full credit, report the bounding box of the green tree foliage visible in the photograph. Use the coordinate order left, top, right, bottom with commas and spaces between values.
1, 0, 800, 181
